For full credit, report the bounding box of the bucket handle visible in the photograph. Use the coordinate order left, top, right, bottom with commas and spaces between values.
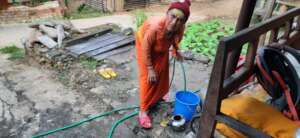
185, 103, 201, 114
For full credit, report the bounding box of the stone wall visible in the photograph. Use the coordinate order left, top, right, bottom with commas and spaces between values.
0, 1, 63, 24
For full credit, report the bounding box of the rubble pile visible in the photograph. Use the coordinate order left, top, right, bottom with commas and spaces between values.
22, 21, 86, 69
22, 20, 134, 70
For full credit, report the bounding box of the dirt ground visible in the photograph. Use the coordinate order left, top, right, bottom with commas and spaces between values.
70, 0, 243, 30
0, 0, 242, 137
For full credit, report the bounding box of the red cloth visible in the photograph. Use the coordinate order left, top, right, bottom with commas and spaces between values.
168, 0, 191, 21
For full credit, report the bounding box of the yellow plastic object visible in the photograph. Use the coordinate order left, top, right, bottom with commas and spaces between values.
216, 95, 299, 138
106, 68, 118, 78
160, 118, 170, 127
98, 68, 118, 79
98, 69, 111, 79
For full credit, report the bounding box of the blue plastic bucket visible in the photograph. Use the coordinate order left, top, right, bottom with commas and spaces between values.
173, 91, 201, 121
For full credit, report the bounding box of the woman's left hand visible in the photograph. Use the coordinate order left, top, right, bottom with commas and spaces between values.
174, 52, 184, 62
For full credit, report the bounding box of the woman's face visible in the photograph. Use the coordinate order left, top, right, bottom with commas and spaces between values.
165, 9, 186, 34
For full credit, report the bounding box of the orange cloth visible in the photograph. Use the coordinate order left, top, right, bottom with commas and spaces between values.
135, 16, 184, 111
216, 95, 299, 138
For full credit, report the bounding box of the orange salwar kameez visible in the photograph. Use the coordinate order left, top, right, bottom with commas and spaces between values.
135, 16, 184, 112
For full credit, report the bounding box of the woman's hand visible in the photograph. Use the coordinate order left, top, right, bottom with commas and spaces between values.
147, 67, 157, 83
174, 52, 184, 62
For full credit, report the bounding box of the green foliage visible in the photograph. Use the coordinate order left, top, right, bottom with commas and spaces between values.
65, 4, 109, 19
134, 10, 148, 29
57, 70, 69, 86
30, 0, 51, 6
79, 57, 99, 70
0, 45, 25, 60
180, 19, 235, 60
64, 0, 69, 7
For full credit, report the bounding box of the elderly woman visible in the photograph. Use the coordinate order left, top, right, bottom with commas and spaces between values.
135, 0, 191, 128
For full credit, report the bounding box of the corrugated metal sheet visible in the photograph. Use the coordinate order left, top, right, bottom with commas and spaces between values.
66, 29, 135, 61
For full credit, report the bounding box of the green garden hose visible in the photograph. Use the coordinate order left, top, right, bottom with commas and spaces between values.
32, 106, 139, 138
169, 58, 187, 92
179, 61, 187, 91
169, 58, 176, 89
107, 110, 139, 138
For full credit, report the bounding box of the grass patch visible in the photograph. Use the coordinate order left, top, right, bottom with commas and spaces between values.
57, 71, 70, 86
65, 4, 109, 20
0, 45, 25, 60
133, 10, 148, 29
79, 57, 99, 70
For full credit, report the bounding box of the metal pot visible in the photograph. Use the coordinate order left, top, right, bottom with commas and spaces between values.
171, 115, 186, 132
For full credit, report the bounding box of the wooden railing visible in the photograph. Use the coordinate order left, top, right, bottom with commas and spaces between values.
197, 7, 300, 138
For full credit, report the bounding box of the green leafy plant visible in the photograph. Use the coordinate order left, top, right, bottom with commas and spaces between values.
79, 57, 99, 70
180, 19, 235, 60
134, 10, 148, 29
30, 0, 51, 6
0, 45, 25, 60
65, 4, 109, 19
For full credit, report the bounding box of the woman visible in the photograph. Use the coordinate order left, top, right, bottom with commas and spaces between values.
135, 0, 191, 128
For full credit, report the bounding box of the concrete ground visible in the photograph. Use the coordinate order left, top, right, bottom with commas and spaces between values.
0, 0, 242, 137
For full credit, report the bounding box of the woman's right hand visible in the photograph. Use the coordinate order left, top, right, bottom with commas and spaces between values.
147, 67, 157, 84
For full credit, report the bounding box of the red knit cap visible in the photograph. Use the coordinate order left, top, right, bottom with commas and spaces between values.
168, 0, 191, 21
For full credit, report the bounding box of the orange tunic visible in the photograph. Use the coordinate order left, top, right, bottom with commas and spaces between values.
135, 16, 184, 111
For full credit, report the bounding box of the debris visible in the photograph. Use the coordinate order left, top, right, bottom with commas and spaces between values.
44, 50, 62, 60
181, 50, 211, 64
39, 24, 58, 39
185, 132, 196, 138
122, 28, 134, 36
26, 30, 43, 48
37, 35, 58, 49
56, 24, 65, 48
154, 127, 164, 136
90, 86, 105, 95
110, 101, 122, 109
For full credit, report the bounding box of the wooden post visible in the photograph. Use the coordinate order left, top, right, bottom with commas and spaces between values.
115, 0, 124, 12
224, 0, 257, 79
258, 0, 276, 46
0, 0, 9, 10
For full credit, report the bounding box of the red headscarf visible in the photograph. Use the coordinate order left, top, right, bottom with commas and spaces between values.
168, 0, 191, 21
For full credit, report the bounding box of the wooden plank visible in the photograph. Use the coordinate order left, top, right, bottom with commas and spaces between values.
85, 36, 134, 57
66, 33, 115, 51
71, 35, 129, 55
94, 46, 132, 61
37, 35, 58, 49
64, 28, 112, 47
